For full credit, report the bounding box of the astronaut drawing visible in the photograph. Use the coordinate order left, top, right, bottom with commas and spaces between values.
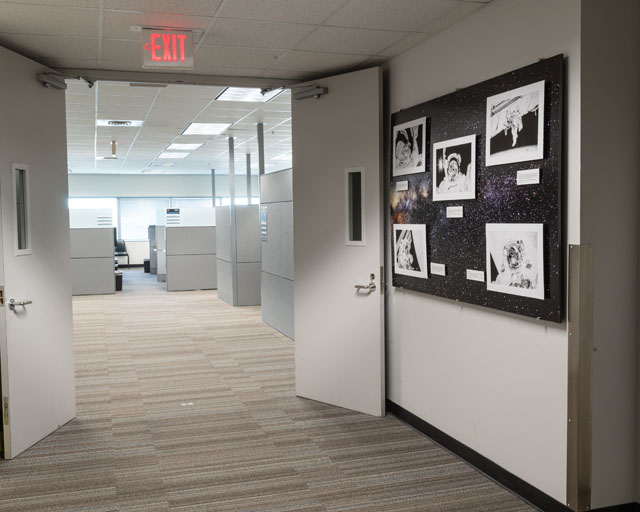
395, 229, 421, 272
503, 107, 524, 147
495, 239, 537, 289
437, 152, 470, 195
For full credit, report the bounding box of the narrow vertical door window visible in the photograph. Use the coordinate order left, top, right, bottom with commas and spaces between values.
346, 168, 365, 245
13, 165, 31, 254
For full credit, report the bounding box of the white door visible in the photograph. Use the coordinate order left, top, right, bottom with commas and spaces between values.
0, 163, 76, 459
293, 67, 384, 416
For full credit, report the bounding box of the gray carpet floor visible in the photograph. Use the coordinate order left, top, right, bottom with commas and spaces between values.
0, 269, 534, 511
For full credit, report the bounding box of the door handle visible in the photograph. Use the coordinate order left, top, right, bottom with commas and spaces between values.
8, 299, 32, 311
354, 283, 376, 293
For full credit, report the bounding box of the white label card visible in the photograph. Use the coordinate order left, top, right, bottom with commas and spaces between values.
430, 263, 446, 276
446, 206, 463, 218
396, 181, 409, 191
466, 269, 485, 282
517, 168, 540, 186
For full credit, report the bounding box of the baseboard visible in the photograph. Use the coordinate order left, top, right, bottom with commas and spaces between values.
592, 504, 640, 512
386, 400, 570, 512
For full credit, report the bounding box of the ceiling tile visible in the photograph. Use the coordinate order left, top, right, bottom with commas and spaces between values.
2, 0, 99, 6
418, 1, 481, 33
0, 4, 98, 37
217, 0, 347, 24
325, 0, 456, 32
100, 38, 143, 69
195, 45, 284, 71
1, 34, 98, 59
105, 0, 223, 17
297, 26, 406, 55
270, 50, 368, 73
203, 18, 314, 49
377, 32, 433, 57
102, 10, 213, 41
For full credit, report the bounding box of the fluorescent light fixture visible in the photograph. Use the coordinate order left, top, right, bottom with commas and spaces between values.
97, 119, 144, 127
166, 143, 203, 151
183, 122, 231, 135
216, 87, 283, 103
158, 152, 189, 159
272, 152, 292, 161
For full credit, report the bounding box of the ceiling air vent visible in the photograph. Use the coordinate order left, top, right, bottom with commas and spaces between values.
108, 120, 131, 126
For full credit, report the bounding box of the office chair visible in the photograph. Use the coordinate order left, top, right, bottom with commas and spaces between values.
114, 239, 129, 268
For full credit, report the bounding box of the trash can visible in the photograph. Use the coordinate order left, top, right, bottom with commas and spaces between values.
115, 271, 123, 291
143, 258, 150, 273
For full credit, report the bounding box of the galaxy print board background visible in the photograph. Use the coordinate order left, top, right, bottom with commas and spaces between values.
390, 54, 564, 323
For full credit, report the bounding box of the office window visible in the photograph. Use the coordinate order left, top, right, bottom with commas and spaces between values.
170, 197, 213, 209
119, 198, 170, 240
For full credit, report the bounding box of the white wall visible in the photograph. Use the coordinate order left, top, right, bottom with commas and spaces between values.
68, 173, 259, 199
384, 0, 581, 502
580, 1, 640, 507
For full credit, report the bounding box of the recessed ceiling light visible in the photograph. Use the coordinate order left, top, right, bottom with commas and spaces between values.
158, 152, 189, 159
166, 143, 203, 151
216, 87, 283, 103
97, 119, 144, 127
182, 123, 231, 135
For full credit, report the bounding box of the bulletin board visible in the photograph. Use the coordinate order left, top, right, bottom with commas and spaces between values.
390, 54, 564, 322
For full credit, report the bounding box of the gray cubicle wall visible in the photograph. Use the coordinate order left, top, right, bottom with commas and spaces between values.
166, 226, 217, 291
260, 169, 294, 339
216, 204, 261, 306
216, 206, 233, 305
70, 228, 115, 295
148, 225, 157, 274
155, 225, 166, 282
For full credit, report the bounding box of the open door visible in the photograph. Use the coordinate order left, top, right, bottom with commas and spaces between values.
293, 67, 384, 416
0, 162, 76, 459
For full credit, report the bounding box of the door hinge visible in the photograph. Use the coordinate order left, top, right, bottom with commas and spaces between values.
2, 397, 8, 426
380, 266, 385, 294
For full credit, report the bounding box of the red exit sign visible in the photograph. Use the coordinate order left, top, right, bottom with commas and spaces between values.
142, 29, 194, 69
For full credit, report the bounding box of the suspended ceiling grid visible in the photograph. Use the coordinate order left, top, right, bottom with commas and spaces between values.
66, 80, 293, 174
2, 0, 494, 175
0, 0, 491, 81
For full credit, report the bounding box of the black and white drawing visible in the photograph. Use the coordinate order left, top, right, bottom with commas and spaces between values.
486, 80, 545, 166
486, 223, 544, 300
433, 135, 476, 201
393, 117, 427, 176
393, 224, 428, 279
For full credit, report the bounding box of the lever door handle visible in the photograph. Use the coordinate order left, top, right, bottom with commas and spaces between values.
354, 283, 376, 293
9, 299, 32, 310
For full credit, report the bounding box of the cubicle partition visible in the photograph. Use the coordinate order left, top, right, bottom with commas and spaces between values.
69, 209, 115, 295
216, 205, 261, 306
155, 225, 166, 283
154, 207, 217, 292
148, 225, 157, 274
166, 226, 217, 291
260, 169, 294, 339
